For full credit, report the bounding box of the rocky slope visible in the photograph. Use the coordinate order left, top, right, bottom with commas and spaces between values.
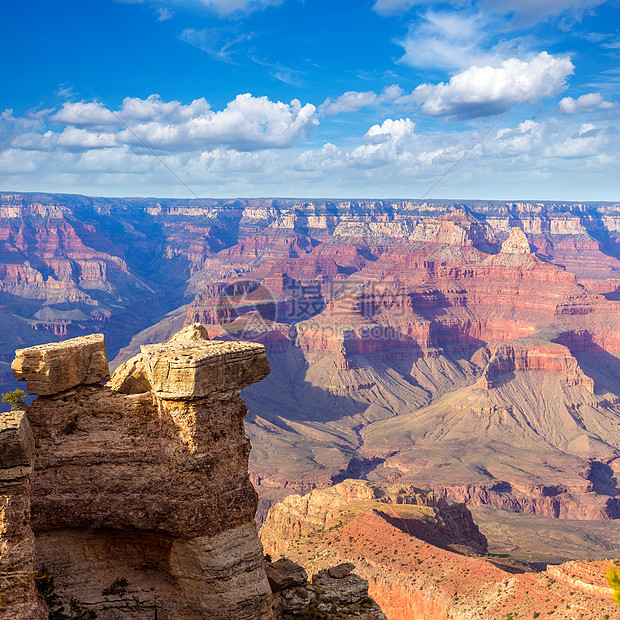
3, 327, 275, 619
261, 481, 620, 619
2, 192, 620, 523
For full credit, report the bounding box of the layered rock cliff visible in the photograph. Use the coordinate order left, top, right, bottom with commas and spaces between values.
0, 410, 43, 619
261, 482, 620, 619
3, 192, 620, 525
3, 328, 275, 619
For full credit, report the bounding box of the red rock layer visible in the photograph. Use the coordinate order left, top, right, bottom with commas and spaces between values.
262, 490, 619, 620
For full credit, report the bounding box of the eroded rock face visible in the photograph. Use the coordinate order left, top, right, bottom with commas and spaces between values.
268, 558, 386, 620
260, 479, 487, 558
11, 333, 110, 395
5, 331, 275, 619
500, 226, 531, 254
0, 410, 44, 619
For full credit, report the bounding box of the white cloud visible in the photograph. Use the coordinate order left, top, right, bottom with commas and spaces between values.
51, 102, 118, 128
4, 113, 620, 199
320, 91, 378, 116
366, 118, 416, 143
544, 123, 616, 158
372, 0, 427, 16
413, 52, 574, 119
180, 27, 253, 63
156, 7, 174, 20
557, 92, 615, 114
399, 11, 501, 73
491, 120, 543, 155
319, 85, 403, 116
13, 94, 318, 153
198, 0, 283, 16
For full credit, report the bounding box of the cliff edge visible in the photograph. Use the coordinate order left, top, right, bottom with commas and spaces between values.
2, 327, 274, 619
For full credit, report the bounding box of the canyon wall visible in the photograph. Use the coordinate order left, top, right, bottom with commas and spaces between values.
2, 327, 275, 619
2, 192, 620, 524
261, 481, 620, 619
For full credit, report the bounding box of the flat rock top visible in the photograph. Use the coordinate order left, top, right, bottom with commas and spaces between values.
141, 340, 266, 363
15, 333, 104, 355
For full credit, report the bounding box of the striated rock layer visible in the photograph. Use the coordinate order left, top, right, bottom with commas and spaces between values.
261, 480, 620, 619
0, 410, 44, 619
5, 328, 275, 619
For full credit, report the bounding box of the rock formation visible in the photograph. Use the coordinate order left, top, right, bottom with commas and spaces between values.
261, 482, 620, 619
0, 409, 43, 619
12, 333, 110, 396
260, 480, 488, 559
266, 558, 386, 619
3, 328, 275, 619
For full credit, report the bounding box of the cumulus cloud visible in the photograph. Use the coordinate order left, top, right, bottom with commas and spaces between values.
544, 122, 616, 158
491, 120, 543, 155
557, 92, 615, 114
12, 94, 318, 153
4, 112, 620, 199
319, 85, 403, 116
51, 102, 118, 128
365, 118, 416, 143
413, 52, 574, 119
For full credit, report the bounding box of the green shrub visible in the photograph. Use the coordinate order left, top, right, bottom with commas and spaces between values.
1, 389, 27, 411
607, 566, 620, 606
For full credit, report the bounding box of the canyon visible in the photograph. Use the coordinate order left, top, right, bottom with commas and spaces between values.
1, 329, 386, 619
260, 481, 620, 619
1, 193, 620, 528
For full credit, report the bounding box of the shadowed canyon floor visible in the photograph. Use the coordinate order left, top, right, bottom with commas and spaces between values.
2, 192, 620, 528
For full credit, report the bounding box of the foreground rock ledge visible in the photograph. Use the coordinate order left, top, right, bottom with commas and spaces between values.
2, 329, 274, 619
11, 333, 110, 396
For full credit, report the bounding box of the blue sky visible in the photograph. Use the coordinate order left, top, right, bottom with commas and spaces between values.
1, 0, 619, 200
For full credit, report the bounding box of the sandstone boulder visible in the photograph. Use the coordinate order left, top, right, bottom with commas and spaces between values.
11, 333, 110, 396
327, 562, 355, 579
141, 339, 270, 400
169, 323, 210, 342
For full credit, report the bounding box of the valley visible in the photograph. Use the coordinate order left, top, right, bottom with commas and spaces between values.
2, 191, 620, 535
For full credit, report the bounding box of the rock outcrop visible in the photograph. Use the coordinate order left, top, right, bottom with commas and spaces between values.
267, 559, 386, 620
262, 484, 620, 620
4, 330, 275, 619
260, 479, 488, 557
11, 333, 110, 396
0, 410, 43, 619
